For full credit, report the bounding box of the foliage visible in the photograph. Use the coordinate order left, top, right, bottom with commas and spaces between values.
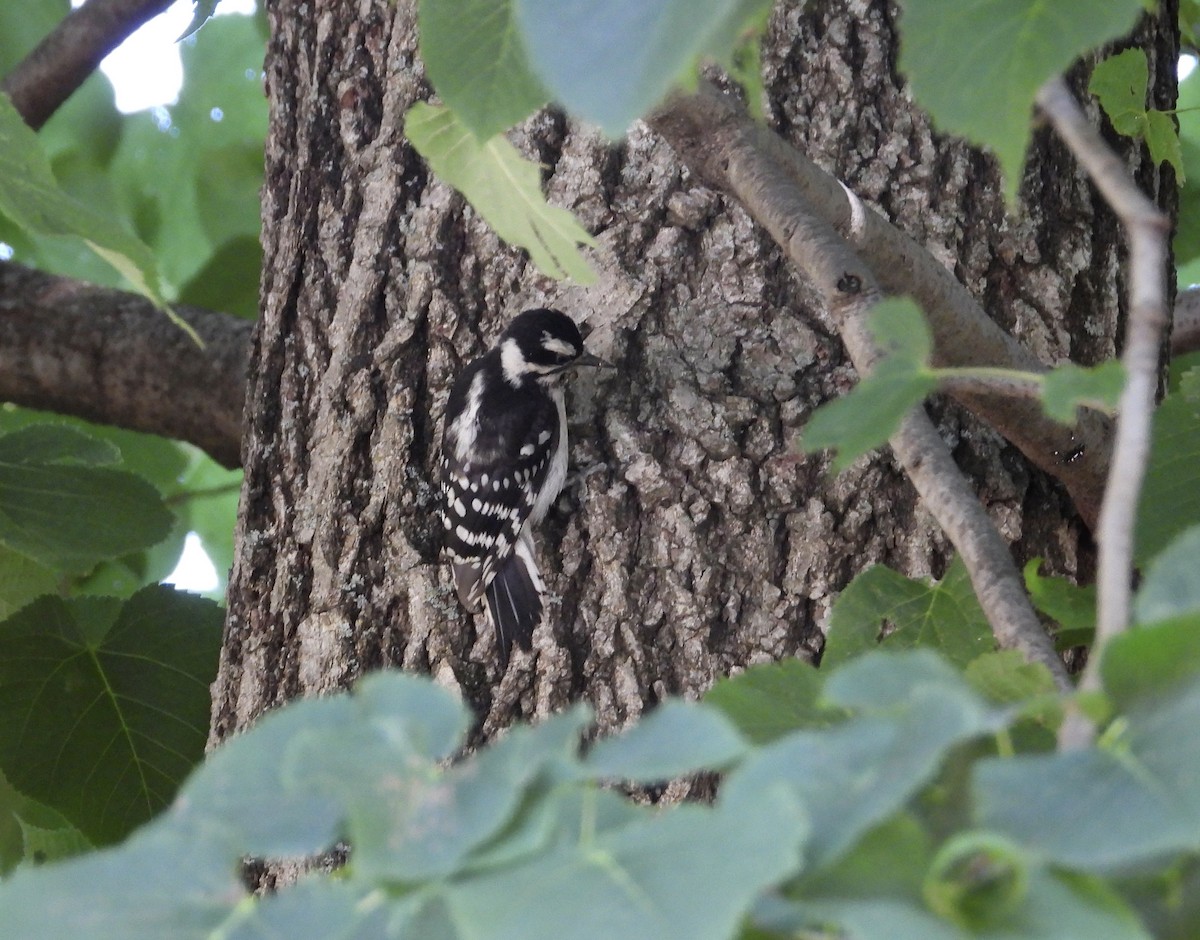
4, 619, 1200, 938
1090, 48, 1184, 182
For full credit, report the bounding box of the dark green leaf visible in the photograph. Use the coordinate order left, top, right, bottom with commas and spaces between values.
793, 812, 933, 901
584, 701, 747, 781
177, 236, 262, 320
1146, 109, 1185, 181
1041, 361, 1125, 424
405, 102, 596, 283
0, 544, 58, 621
825, 558, 993, 668
0, 425, 174, 572
705, 658, 842, 744
0, 587, 222, 845
179, 0, 222, 40
419, 0, 548, 138
898, 0, 1144, 201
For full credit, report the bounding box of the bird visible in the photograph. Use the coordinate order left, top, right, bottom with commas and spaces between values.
438, 308, 606, 666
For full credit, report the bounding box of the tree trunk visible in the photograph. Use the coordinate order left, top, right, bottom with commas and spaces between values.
211, 0, 1176, 746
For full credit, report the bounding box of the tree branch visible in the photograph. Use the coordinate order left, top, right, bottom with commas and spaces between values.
0, 261, 250, 467
2, 0, 174, 129
651, 89, 1071, 689
649, 85, 1112, 531
1174, 287, 1200, 357
1037, 78, 1171, 748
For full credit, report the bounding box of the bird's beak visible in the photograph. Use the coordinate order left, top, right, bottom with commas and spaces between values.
575, 351, 615, 370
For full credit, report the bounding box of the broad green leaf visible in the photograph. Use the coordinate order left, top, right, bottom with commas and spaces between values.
825, 558, 993, 668
755, 897, 963, 940
0, 587, 222, 845
802, 298, 938, 471
419, 0, 548, 138
0, 544, 58, 620
1090, 50, 1184, 181
16, 815, 92, 869
514, 0, 766, 136
975, 676, 1200, 870
1090, 49, 1149, 137
0, 93, 166, 308
1023, 558, 1095, 649
1040, 361, 1125, 424
318, 705, 587, 882
793, 813, 933, 902
442, 789, 806, 940
705, 658, 843, 744
725, 652, 1000, 866
0, 768, 81, 875
1134, 525, 1200, 624
1102, 615, 1200, 711
584, 701, 748, 781
405, 102, 596, 282
964, 651, 1058, 707
223, 878, 388, 940
0, 819, 243, 939
0, 425, 174, 573
898, 0, 1145, 202
1135, 372, 1200, 564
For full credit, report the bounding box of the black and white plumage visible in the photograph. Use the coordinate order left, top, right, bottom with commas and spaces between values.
439, 308, 604, 665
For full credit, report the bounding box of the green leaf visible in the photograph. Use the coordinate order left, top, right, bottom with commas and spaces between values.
923, 831, 1029, 929
0, 92, 166, 308
975, 676, 1200, 870
405, 102, 596, 282
0, 586, 222, 845
1090, 49, 1149, 137
1023, 558, 1095, 649
0, 544, 59, 621
757, 897, 963, 940
825, 558, 993, 669
1040, 361, 1125, 424
705, 658, 843, 744
1102, 615, 1200, 711
442, 790, 806, 940
1089, 50, 1184, 181
793, 812, 933, 901
1135, 375, 1200, 564
801, 298, 939, 471
725, 652, 1000, 866
16, 814, 93, 869
513, 0, 765, 136
1134, 525, 1200, 624
0, 819, 243, 939
419, 0, 548, 139
0, 425, 174, 573
325, 705, 588, 882
964, 651, 1058, 707
584, 701, 748, 781
898, 0, 1145, 202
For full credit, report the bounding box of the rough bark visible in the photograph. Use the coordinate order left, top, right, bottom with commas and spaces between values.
212, 0, 1175, 751
0, 261, 249, 468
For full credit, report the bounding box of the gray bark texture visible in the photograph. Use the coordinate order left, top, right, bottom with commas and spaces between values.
211, 0, 1176, 747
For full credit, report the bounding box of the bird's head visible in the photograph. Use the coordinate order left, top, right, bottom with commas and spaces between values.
498, 308, 608, 387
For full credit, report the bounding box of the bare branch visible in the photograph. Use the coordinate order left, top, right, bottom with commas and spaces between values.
2, 0, 174, 129
1174, 287, 1200, 357
1037, 78, 1170, 746
651, 88, 1071, 689
0, 261, 250, 467
649, 84, 1112, 530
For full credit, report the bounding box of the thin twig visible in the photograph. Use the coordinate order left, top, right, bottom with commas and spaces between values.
651, 89, 1071, 690
1036, 78, 1170, 749
649, 85, 1112, 530
2, 0, 174, 129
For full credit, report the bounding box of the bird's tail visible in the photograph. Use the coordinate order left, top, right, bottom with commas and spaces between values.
485, 534, 545, 666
